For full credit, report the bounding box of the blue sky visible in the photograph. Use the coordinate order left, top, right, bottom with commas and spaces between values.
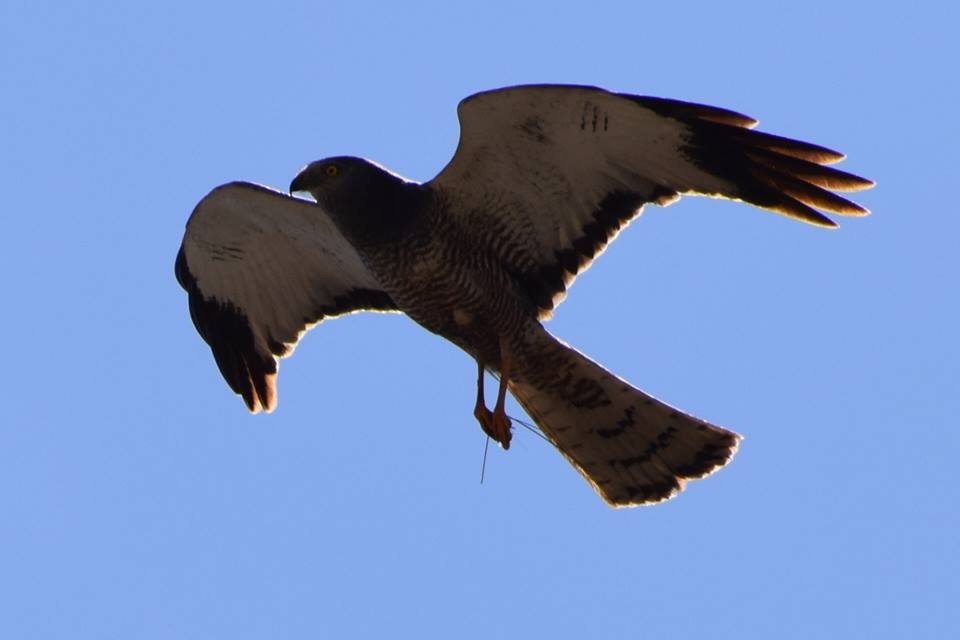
2, 1, 957, 637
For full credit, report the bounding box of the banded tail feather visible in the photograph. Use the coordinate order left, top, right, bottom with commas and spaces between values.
510, 328, 740, 506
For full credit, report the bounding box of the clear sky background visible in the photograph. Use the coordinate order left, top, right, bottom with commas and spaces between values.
2, 1, 956, 638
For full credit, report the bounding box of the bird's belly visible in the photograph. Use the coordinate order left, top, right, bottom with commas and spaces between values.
397, 283, 499, 360
380, 257, 517, 365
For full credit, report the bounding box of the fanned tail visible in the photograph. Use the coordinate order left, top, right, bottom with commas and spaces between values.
510, 327, 741, 507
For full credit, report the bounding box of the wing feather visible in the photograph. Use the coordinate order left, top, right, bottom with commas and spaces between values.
430, 84, 872, 317
175, 182, 397, 412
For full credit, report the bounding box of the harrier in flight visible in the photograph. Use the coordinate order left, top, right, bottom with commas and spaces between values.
176, 84, 872, 506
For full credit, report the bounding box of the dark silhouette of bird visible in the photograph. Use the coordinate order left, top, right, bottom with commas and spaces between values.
176, 85, 873, 506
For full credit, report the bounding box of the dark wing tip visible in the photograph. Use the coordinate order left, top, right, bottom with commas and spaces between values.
743, 149, 875, 193
749, 164, 870, 217
176, 246, 279, 414
174, 245, 191, 291
248, 372, 278, 414
626, 93, 872, 226
679, 119, 872, 227
757, 192, 841, 228
199, 297, 280, 414
738, 129, 848, 165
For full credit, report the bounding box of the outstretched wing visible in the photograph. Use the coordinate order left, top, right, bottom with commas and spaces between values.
175, 182, 397, 413
430, 84, 874, 317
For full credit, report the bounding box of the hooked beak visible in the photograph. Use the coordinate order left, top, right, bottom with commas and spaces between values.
289, 170, 309, 195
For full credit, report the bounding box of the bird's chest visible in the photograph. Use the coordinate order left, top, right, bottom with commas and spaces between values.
361, 225, 519, 359
375, 239, 480, 324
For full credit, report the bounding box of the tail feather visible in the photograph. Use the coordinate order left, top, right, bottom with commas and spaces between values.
510, 328, 741, 507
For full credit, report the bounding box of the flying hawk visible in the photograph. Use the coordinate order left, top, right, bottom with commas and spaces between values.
175, 84, 872, 507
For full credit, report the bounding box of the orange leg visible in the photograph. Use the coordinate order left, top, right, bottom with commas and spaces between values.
490, 337, 513, 449
471, 339, 513, 450
473, 360, 494, 436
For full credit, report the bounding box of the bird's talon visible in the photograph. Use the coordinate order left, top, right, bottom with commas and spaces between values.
492, 411, 512, 450
474, 405, 512, 449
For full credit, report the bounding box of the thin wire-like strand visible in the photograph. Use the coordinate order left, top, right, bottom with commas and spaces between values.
507, 413, 554, 446
480, 436, 490, 484
479, 413, 558, 485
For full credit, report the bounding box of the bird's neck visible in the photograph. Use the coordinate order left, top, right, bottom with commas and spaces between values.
328, 176, 428, 248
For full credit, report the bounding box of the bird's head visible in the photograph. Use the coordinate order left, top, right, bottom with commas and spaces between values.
290, 156, 399, 209
290, 156, 423, 242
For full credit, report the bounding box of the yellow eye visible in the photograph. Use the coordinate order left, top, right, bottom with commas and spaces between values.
325, 164, 340, 177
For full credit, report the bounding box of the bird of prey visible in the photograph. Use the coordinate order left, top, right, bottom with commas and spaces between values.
175, 84, 872, 507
